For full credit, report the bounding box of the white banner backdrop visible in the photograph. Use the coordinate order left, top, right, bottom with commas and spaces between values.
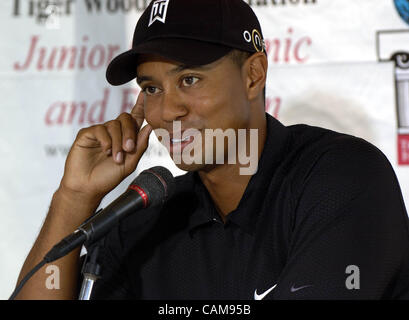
1, 0, 408, 299
268, 61, 405, 195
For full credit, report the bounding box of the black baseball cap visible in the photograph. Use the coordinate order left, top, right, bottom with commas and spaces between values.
106, 0, 265, 86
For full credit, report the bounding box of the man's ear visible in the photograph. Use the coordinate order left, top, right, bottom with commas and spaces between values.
243, 52, 268, 101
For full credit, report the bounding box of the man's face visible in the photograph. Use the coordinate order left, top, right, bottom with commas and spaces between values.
136, 53, 252, 172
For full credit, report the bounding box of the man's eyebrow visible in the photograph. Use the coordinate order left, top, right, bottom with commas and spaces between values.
167, 64, 212, 75
136, 76, 153, 85
136, 64, 212, 84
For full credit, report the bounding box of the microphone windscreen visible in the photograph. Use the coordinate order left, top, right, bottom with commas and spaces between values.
131, 166, 175, 207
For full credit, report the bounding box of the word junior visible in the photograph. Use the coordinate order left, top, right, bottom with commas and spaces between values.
13, 35, 121, 71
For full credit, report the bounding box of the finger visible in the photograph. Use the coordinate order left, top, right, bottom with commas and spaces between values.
116, 113, 138, 153
92, 125, 113, 154
75, 125, 111, 154
104, 120, 123, 163
123, 124, 153, 172
130, 91, 145, 129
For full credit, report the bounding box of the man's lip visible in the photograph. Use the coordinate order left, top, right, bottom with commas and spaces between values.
169, 129, 202, 140
164, 129, 201, 154
168, 134, 196, 154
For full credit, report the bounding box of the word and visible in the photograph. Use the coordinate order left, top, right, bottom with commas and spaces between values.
45, 88, 110, 126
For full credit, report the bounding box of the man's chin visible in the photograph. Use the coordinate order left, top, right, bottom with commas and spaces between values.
172, 160, 215, 173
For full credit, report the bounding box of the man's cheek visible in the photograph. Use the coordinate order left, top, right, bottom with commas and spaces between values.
143, 107, 159, 128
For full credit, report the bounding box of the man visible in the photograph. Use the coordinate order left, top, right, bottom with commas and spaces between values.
14, 0, 409, 300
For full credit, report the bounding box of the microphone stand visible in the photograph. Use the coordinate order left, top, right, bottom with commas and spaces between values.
78, 208, 104, 300
78, 239, 103, 300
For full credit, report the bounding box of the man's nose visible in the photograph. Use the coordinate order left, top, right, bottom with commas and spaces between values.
160, 90, 188, 122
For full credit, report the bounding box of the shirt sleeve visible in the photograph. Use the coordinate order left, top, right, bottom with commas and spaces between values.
272, 136, 409, 299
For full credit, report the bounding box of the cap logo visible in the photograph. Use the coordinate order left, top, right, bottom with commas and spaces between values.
243, 29, 265, 53
243, 31, 252, 43
149, 0, 170, 27
252, 29, 264, 53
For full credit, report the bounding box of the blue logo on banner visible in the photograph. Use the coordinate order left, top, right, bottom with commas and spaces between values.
394, 0, 409, 25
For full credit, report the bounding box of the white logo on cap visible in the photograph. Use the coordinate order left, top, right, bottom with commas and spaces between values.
243, 31, 252, 43
243, 29, 265, 53
149, 0, 170, 27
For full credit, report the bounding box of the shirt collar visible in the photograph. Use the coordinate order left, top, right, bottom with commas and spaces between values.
187, 113, 290, 236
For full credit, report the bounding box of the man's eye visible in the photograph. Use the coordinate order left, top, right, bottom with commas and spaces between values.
143, 86, 159, 95
182, 76, 199, 87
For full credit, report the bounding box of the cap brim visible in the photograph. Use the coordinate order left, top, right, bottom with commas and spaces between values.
106, 38, 232, 86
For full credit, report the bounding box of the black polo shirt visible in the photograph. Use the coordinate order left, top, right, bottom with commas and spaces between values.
91, 113, 409, 300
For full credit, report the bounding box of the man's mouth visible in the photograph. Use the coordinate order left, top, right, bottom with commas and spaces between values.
171, 136, 192, 144
168, 129, 201, 153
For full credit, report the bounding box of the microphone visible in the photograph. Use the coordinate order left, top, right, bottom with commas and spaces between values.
44, 166, 175, 263
9, 166, 175, 300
